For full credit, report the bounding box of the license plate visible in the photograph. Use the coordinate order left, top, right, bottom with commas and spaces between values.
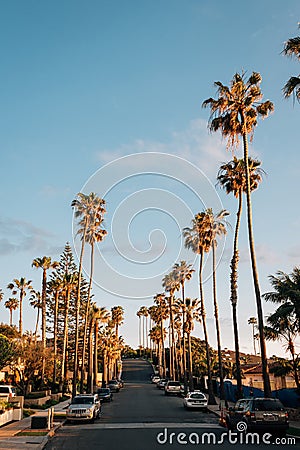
75, 414, 81, 417
264, 415, 277, 421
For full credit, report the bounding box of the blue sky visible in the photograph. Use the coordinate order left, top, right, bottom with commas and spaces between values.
0, 0, 299, 358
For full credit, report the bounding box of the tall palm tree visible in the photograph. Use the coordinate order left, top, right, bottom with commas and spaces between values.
48, 278, 63, 384
7, 277, 32, 336
71, 192, 106, 397
162, 270, 180, 380
136, 310, 142, 354
184, 298, 201, 391
87, 303, 110, 392
80, 213, 107, 392
282, 25, 300, 100
32, 256, 59, 382
203, 71, 273, 397
29, 290, 42, 339
183, 212, 216, 404
152, 295, 169, 377
173, 261, 194, 391
217, 156, 265, 398
111, 306, 124, 376
263, 267, 300, 330
4, 298, 19, 326
206, 208, 229, 402
264, 308, 299, 389
61, 273, 77, 388
248, 317, 258, 355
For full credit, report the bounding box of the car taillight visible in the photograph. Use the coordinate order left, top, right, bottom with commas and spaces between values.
285, 412, 289, 419
250, 412, 255, 419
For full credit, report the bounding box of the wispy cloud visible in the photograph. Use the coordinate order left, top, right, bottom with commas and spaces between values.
0, 217, 56, 256
95, 118, 226, 178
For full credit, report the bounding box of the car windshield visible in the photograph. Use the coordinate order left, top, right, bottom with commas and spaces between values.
190, 393, 205, 399
0, 387, 9, 393
72, 397, 94, 405
109, 380, 118, 384
253, 399, 284, 411
168, 382, 180, 386
98, 389, 110, 394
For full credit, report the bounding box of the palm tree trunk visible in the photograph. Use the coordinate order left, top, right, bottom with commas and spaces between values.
230, 190, 243, 399
289, 342, 300, 389
9, 309, 13, 327
168, 295, 175, 380
53, 290, 59, 384
87, 318, 94, 393
73, 219, 87, 397
80, 241, 94, 393
19, 292, 24, 336
252, 324, 257, 355
102, 348, 108, 387
187, 331, 194, 391
93, 319, 99, 390
242, 124, 271, 397
41, 268, 47, 383
199, 249, 216, 405
35, 307, 40, 340
182, 283, 188, 394
212, 241, 225, 402
160, 320, 166, 377
61, 290, 70, 388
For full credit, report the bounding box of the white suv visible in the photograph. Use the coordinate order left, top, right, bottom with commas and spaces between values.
0, 385, 16, 399
66, 394, 101, 423
164, 381, 184, 396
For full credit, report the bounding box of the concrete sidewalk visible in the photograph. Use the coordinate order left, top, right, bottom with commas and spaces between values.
0, 399, 70, 450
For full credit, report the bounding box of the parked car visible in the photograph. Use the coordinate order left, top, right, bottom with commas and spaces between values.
183, 391, 208, 409
164, 381, 184, 396
225, 398, 289, 435
157, 379, 168, 390
96, 388, 113, 403
66, 394, 101, 423
151, 375, 160, 384
0, 385, 16, 399
108, 380, 120, 392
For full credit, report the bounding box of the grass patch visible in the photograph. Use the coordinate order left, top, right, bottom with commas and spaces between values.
23, 408, 36, 418
17, 431, 48, 436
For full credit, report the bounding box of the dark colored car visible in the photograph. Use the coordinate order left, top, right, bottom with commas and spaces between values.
226, 398, 289, 435
108, 380, 120, 392
96, 388, 113, 402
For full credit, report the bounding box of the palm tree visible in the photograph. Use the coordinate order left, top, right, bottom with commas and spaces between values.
162, 270, 180, 380
136, 310, 142, 354
203, 71, 273, 397
4, 298, 19, 326
184, 298, 201, 391
206, 208, 229, 402
248, 317, 258, 355
87, 303, 110, 392
263, 267, 300, 330
111, 306, 124, 376
71, 192, 107, 396
48, 278, 63, 384
217, 156, 265, 398
152, 295, 169, 377
264, 308, 299, 389
183, 213, 216, 404
7, 277, 32, 336
61, 273, 77, 388
79, 212, 107, 393
282, 25, 300, 100
173, 261, 194, 391
29, 290, 42, 339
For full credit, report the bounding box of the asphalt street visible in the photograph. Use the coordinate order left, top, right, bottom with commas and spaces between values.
45, 359, 300, 450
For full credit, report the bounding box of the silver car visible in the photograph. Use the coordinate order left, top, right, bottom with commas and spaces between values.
66, 394, 101, 423
183, 391, 208, 409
